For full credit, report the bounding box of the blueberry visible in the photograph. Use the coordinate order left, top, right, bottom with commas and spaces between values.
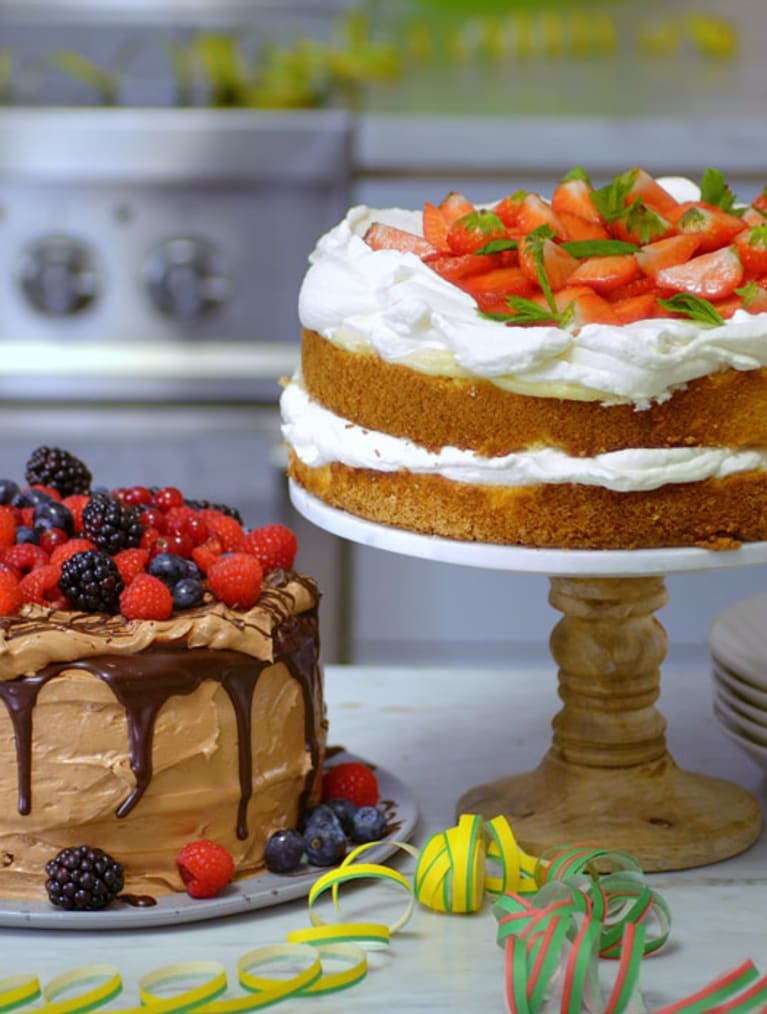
303, 804, 341, 831
12, 488, 52, 508
326, 798, 358, 836
33, 500, 74, 536
350, 806, 387, 844
185, 560, 202, 580
14, 526, 38, 545
264, 829, 306, 874
0, 479, 19, 505
304, 822, 346, 867
148, 553, 188, 589
172, 577, 204, 610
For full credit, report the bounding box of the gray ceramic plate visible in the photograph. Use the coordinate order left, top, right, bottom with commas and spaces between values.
0, 752, 418, 930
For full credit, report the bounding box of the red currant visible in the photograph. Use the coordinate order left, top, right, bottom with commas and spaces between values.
140, 528, 161, 553
123, 485, 153, 507
151, 532, 194, 559
38, 527, 69, 554
153, 487, 184, 511
140, 507, 166, 533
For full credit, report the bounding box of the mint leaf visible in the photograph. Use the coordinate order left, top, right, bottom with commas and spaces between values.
560, 239, 639, 258
562, 166, 592, 185
480, 296, 563, 326
700, 167, 737, 213
474, 238, 518, 255
657, 293, 725, 325
623, 199, 669, 244
591, 170, 635, 222
521, 225, 558, 312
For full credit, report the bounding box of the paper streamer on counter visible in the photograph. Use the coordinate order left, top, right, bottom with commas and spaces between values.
1, 814, 765, 1014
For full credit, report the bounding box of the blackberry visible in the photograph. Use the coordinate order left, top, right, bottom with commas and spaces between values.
45, 844, 124, 911
25, 446, 91, 497
185, 499, 243, 525
59, 549, 124, 613
82, 493, 143, 555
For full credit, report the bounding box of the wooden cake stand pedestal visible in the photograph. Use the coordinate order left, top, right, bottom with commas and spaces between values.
288, 482, 767, 872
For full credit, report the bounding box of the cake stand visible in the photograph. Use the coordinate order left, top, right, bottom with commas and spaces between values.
290, 481, 767, 872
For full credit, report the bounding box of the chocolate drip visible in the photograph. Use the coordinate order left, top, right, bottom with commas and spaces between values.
0, 604, 321, 840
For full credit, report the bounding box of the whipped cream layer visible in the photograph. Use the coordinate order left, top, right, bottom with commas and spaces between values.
282, 381, 767, 493
298, 180, 767, 408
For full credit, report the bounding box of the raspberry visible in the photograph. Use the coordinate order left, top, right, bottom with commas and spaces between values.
119, 572, 173, 621
322, 762, 379, 808
0, 566, 21, 615
191, 535, 223, 575
176, 840, 234, 899
49, 538, 98, 568
0, 506, 16, 551
113, 548, 150, 586
62, 494, 90, 535
244, 524, 298, 573
198, 510, 245, 552
19, 564, 66, 608
4, 542, 48, 576
207, 553, 263, 609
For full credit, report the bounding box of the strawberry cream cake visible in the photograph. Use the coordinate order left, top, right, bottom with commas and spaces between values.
282, 167, 767, 549
0, 448, 326, 903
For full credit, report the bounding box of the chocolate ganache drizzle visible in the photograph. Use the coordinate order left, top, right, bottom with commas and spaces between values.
0, 576, 323, 840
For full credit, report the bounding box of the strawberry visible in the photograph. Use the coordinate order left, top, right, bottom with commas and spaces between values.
0, 507, 16, 551
19, 564, 65, 608
198, 510, 245, 553
113, 547, 150, 586
119, 573, 173, 621
741, 206, 767, 228
243, 524, 298, 573
753, 187, 767, 214
569, 254, 641, 294
208, 553, 263, 609
711, 294, 744, 319
423, 250, 517, 283
322, 761, 379, 807
656, 246, 744, 300
734, 225, 767, 275
446, 210, 509, 255
422, 202, 451, 251
558, 211, 611, 242
536, 286, 621, 328
636, 235, 702, 278
623, 167, 679, 215
439, 191, 475, 224
516, 193, 564, 236
611, 291, 661, 324
492, 191, 526, 228
608, 205, 674, 246
520, 234, 579, 291
176, 840, 234, 899
668, 202, 745, 253
551, 176, 605, 224
364, 222, 435, 256
605, 276, 661, 302
49, 538, 98, 569
736, 279, 767, 314
460, 266, 535, 310
0, 565, 21, 616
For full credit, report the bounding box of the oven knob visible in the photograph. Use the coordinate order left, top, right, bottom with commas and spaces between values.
18, 236, 99, 316
144, 238, 231, 320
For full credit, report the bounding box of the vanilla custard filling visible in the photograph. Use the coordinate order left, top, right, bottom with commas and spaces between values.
297, 181, 767, 408
282, 381, 767, 493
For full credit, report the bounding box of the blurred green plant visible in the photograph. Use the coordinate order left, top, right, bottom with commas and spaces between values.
0, 49, 12, 103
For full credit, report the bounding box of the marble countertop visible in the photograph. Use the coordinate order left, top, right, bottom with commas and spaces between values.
1, 662, 765, 1010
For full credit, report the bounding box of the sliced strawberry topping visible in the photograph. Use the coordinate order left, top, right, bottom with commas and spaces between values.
668, 202, 745, 253
611, 291, 662, 324
636, 234, 702, 278
364, 222, 435, 256
446, 210, 509, 255
734, 225, 767, 275
423, 249, 517, 283
623, 167, 679, 215
558, 211, 611, 243
520, 234, 579, 290
422, 201, 451, 251
460, 267, 535, 313
569, 254, 641, 294
656, 246, 744, 300
551, 177, 605, 224
492, 191, 526, 228
516, 193, 564, 237
439, 191, 475, 224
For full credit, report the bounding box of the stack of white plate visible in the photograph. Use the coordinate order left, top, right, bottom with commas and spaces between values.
708, 593, 767, 770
